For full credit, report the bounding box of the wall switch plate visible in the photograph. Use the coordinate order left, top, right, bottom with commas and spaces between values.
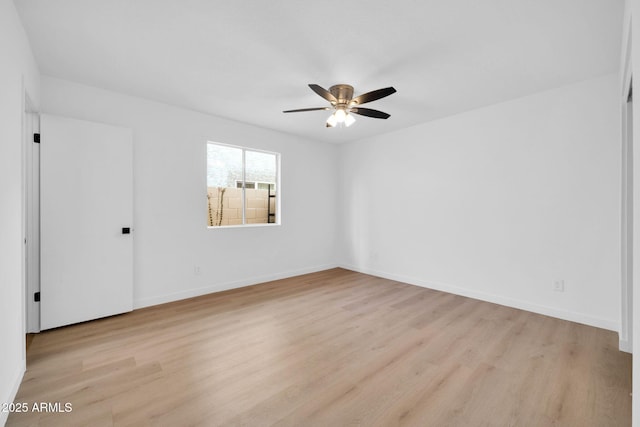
194, 266, 201, 276
553, 280, 565, 292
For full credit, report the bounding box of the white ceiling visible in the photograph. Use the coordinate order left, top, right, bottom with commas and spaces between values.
15, 0, 624, 144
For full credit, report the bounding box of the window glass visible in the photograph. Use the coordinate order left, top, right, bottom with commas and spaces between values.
245, 150, 277, 224
207, 142, 279, 227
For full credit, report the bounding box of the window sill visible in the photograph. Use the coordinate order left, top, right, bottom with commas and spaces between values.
207, 223, 281, 230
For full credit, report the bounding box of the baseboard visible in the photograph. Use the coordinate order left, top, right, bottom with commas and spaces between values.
133, 262, 619, 332
619, 339, 632, 354
340, 264, 619, 332
133, 263, 339, 309
1, 363, 26, 426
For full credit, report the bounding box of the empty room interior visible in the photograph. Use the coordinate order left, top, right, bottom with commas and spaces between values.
3, 0, 640, 425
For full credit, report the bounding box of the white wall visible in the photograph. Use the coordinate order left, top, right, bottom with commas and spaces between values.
0, 0, 40, 424
340, 74, 620, 330
40, 76, 339, 308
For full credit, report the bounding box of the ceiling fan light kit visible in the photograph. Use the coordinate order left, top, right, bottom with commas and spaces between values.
284, 84, 396, 128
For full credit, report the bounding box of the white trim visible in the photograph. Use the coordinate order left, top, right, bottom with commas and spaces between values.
340, 264, 619, 332
206, 223, 281, 230
241, 147, 246, 224
276, 152, 281, 224
621, 87, 633, 350
620, 5, 633, 355
133, 263, 339, 309
20, 79, 27, 354
621, 339, 632, 354
0, 364, 26, 426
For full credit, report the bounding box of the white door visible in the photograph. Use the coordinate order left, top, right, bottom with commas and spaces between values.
40, 115, 133, 330
24, 106, 40, 333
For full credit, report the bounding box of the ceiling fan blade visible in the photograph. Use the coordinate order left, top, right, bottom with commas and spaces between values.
309, 84, 338, 104
283, 107, 331, 113
350, 87, 396, 105
350, 107, 391, 119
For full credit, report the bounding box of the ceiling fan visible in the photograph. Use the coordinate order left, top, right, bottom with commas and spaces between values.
283, 84, 396, 128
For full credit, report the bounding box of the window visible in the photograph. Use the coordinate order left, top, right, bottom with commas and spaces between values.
207, 142, 279, 227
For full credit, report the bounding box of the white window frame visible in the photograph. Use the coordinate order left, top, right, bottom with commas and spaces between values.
206, 141, 280, 228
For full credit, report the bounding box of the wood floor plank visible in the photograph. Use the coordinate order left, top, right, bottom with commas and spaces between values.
7, 268, 631, 426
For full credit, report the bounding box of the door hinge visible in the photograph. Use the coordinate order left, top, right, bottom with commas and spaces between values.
33, 133, 40, 143
34, 292, 40, 302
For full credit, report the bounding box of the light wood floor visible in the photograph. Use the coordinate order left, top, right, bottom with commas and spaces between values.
7, 268, 631, 426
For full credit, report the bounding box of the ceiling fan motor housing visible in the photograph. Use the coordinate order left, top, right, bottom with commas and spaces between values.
329, 84, 355, 106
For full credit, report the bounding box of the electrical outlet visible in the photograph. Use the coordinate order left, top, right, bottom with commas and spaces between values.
553, 280, 565, 292
194, 265, 201, 276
